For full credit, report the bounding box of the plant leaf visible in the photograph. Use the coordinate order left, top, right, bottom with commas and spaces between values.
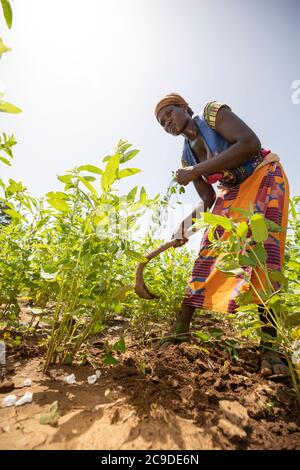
125, 248, 148, 263
47, 198, 70, 212
103, 353, 118, 365
77, 175, 98, 197
101, 153, 119, 192
250, 213, 268, 242
113, 336, 126, 353
117, 168, 141, 179
236, 221, 248, 239
1, 0, 12, 29
120, 149, 139, 164
0, 101, 22, 113
0, 37, 11, 54
204, 212, 233, 230
77, 164, 103, 175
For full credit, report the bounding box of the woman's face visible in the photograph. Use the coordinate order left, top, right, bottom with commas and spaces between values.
157, 105, 189, 136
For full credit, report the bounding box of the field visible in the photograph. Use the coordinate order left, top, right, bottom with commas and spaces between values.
1, 1, 300, 451
0, 140, 300, 450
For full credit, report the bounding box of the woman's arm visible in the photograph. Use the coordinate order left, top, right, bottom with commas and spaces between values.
172, 177, 215, 240
193, 176, 216, 211
177, 107, 261, 185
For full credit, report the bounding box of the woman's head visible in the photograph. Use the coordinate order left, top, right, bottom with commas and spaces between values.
155, 93, 193, 136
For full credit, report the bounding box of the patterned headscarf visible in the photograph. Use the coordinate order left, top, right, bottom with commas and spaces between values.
155, 93, 193, 120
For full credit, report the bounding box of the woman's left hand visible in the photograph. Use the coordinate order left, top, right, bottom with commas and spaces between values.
175, 166, 196, 186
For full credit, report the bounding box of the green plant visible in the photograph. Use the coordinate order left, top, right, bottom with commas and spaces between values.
194, 199, 300, 404
39, 401, 60, 427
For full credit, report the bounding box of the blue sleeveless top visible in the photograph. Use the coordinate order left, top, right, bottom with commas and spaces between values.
181, 102, 266, 188
183, 114, 230, 165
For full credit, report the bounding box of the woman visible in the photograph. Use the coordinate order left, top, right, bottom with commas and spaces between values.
155, 93, 289, 376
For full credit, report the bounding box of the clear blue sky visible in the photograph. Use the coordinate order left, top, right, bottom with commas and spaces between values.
1, 0, 299, 247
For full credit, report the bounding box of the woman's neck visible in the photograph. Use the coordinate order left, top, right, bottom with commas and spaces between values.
181, 116, 200, 141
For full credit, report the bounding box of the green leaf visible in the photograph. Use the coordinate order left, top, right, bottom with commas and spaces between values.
77, 175, 98, 197
47, 198, 70, 212
251, 244, 267, 264
103, 353, 118, 365
0, 37, 11, 54
236, 221, 248, 239
139, 186, 147, 205
39, 401, 59, 427
265, 218, 286, 233
57, 174, 74, 184
120, 149, 139, 164
101, 153, 120, 192
208, 327, 224, 338
250, 213, 268, 242
207, 227, 215, 242
125, 248, 148, 263
117, 168, 141, 179
46, 191, 68, 199
230, 207, 250, 217
194, 331, 210, 342
77, 164, 103, 175
113, 336, 126, 354
0, 156, 12, 165
118, 142, 132, 153
40, 267, 60, 281
1, 0, 12, 29
31, 308, 44, 315
239, 254, 257, 267
111, 285, 133, 300
127, 185, 138, 202
0, 101, 22, 114
4, 208, 25, 221
289, 198, 297, 219
285, 312, 300, 327
204, 212, 233, 230
269, 270, 288, 288
82, 175, 96, 182
268, 294, 282, 313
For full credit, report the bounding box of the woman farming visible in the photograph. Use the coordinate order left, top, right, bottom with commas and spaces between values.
155, 93, 289, 376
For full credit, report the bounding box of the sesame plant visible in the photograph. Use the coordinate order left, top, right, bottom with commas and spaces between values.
194, 198, 300, 404
125, 235, 194, 340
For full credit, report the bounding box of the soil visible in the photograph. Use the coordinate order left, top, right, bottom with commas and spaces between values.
0, 315, 300, 450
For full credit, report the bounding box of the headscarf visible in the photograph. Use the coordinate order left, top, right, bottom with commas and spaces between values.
155, 93, 193, 120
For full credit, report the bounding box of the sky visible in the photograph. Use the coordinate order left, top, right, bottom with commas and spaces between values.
0, 0, 299, 249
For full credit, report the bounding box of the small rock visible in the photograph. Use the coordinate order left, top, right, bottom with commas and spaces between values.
195, 358, 209, 371
218, 418, 247, 439
87, 374, 97, 385
166, 377, 179, 388
0, 424, 10, 433
63, 373, 76, 384
104, 388, 118, 400
178, 344, 198, 362
23, 379, 32, 387
0, 380, 14, 394
242, 391, 268, 419
179, 385, 194, 402
219, 400, 249, 428
287, 422, 299, 433
214, 377, 226, 391
2, 394, 17, 407
110, 408, 120, 424
194, 389, 210, 407
15, 391, 33, 406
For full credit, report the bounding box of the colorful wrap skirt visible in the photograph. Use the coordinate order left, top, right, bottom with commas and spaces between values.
183, 160, 289, 314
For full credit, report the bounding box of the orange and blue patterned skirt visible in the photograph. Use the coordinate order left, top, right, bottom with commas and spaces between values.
183, 161, 289, 313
